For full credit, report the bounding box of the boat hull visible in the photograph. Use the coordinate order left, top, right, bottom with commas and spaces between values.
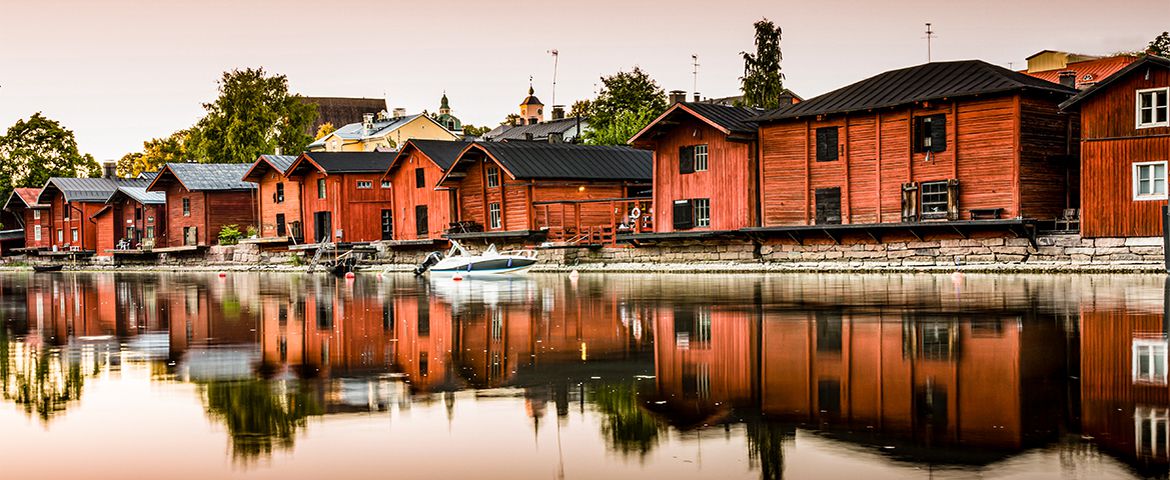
429, 257, 537, 276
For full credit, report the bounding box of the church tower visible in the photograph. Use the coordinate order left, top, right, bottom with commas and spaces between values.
520, 86, 544, 125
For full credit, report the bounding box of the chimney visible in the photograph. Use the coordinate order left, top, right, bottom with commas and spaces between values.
1058, 71, 1077, 89
551, 105, 565, 120
102, 161, 117, 179
274, 146, 282, 156
693, 92, 701, 102
548, 132, 563, 143
524, 132, 534, 141
362, 113, 375, 135
669, 90, 687, 105
392, 107, 407, 118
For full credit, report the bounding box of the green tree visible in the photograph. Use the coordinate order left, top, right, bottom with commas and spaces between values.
186, 68, 317, 164
1149, 31, 1170, 57
461, 124, 491, 137
0, 113, 100, 202
501, 113, 521, 126
570, 99, 592, 118
585, 67, 667, 145
738, 19, 786, 109
117, 129, 190, 177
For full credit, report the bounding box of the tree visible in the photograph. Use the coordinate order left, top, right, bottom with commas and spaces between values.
0, 113, 100, 202
186, 68, 317, 164
461, 124, 491, 137
738, 19, 786, 109
314, 122, 335, 140
570, 99, 593, 119
1149, 31, 1170, 57
117, 129, 190, 177
501, 113, 521, 126
585, 67, 667, 145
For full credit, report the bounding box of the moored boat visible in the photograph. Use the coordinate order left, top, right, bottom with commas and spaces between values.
414, 241, 537, 276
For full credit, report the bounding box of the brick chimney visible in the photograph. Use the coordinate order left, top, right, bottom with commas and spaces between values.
668, 90, 687, 105
551, 105, 565, 120
102, 161, 117, 179
693, 92, 701, 102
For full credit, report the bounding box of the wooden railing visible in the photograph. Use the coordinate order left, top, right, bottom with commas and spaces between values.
533, 197, 652, 246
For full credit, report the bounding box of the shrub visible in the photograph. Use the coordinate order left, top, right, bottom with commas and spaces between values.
245, 225, 258, 238
217, 224, 244, 245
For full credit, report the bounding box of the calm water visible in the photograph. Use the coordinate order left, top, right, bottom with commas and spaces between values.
0, 272, 1167, 479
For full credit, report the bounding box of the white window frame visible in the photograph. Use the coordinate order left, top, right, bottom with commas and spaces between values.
486, 166, 501, 188
71, 228, 78, 242
1134, 339, 1169, 385
356, 180, 373, 189
1133, 161, 1168, 201
32, 210, 41, 220
693, 198, 711, 227
33, 225, 41, 242
1137, 87, 1170, 129
381, 180, 391, 189
1136, 406, 1170, 459
694, 144, 709, 172
489, 202, 501, 229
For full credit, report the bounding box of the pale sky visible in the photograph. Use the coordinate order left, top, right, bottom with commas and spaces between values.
1, 0, 1167, 160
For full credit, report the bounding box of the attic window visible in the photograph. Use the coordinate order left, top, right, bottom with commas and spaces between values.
1137, 87, 1169, 129
486, 166, 501, 188
914, 114, 947, 153
356, 180, 373, 189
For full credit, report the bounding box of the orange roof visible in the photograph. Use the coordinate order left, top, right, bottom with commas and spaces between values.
1024, 55, 1138, 89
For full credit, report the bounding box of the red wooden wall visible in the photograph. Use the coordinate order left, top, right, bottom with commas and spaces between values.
256, 170, 302, 240
46, 195, 103, 251
18, 207, 49, 250
164, 186, 256, 246
298, 171, 393, 243
648, 117, 756, 232
388, 150, 453, 240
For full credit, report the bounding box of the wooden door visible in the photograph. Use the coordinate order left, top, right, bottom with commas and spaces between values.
415, 205, 428, 237
815, 188, 841, 225
314, 211, 332, 243
276, 214, 286, 237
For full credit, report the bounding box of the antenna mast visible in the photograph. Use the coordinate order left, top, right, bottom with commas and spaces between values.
692, 54, 700, 98
925, 23, 935, 62
549, 49, 559, 107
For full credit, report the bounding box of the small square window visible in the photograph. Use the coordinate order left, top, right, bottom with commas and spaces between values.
356, 180, 373, 189
381, 180, 392, 189
1135, 339, 1169, 384
1137, 88, 1170, 129
693, 145, 709, 171
486, 166, 501, 188
32, 210, 41, 220
920, 181, 949, 218
1134, 161, 1168, 200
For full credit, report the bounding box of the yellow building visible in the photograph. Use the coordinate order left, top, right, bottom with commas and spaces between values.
308, 111, 459, 152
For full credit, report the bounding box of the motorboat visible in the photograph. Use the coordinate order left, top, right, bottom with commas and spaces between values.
414, 240, 537, 276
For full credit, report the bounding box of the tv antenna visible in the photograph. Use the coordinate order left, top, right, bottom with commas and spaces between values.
691, 54, 700, 98
924, 23, 935, 62
548, 49, 559, 107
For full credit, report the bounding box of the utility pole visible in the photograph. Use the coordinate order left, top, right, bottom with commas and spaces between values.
925, 23, 935, 62
692, 54, 700, 99
548, 49, 559, 107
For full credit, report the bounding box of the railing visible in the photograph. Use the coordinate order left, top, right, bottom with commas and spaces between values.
533, 197, 652, 246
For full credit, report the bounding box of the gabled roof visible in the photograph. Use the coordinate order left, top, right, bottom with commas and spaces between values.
1060, 55, 1170, 110
754, 60, 1078, 122
286, 151, 398, 177
241, 154, 298, 182
628, 102, 763, 146
307, 113, 453, 148
147, 163, 256, 192
387, 139, 466, 175
438, 142, 651, 186
39, 177, 151, 204
3, 188, 48, 211
108, 186, 166, 205
1024, 55, 1138, 89
483, 116, 590, 142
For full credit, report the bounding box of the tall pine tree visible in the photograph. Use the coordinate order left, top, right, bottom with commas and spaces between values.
738, 19, 785, 109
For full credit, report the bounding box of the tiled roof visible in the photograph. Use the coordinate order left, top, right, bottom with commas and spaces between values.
391, 139, 468, 173
39, 177, 151, 203
289, 151, 398, 176
1024, 55, 1139, 89
109, 186, 166, 205
447, 142, 651, 182
483, 117, 590, 142
1060, 55, 1170, 110
149, 163, 256, 192
754, 60, 1078, 122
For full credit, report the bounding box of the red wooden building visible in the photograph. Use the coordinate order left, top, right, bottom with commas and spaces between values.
382, 139, 465, 240
751, 60, 1079, 239
629, 102, 763, 233
92, 186, 167, 255
37, 175, 151, 253
1060, 55, 1170, 238
147, 163, 256, 247
241, 154, 301, 241
3, 188, 50, 251
436, 142, 651, 244
284, 152, 396, 244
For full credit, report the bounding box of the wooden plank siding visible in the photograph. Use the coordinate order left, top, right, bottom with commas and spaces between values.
760, 94, 1074, 226
163, 187, 255, 246
387, 150, 453, 240
299, 171, 393, 243
1077, 65, 1170, 237
648, 118, 756, 232
17, 207, 50, 250
255, 170, 302, 240
46, 195, 104, 251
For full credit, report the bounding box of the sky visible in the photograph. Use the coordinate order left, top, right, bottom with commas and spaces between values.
0, 0, 1167, 160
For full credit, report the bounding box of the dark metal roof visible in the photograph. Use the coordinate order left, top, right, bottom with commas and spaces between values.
148, 163, 256, 192
393, 139, 466, 171
108, 186, 166, 205
754, 60, 1078, 122
39, 177, 151, 203
459, 142, 651, 181
242, 154, 298, 182
483, 116, 590, 142
681, 102, 764, 134
520, 95, 543, 106
290, 151, 398, 176
1060, 55, 1170, 110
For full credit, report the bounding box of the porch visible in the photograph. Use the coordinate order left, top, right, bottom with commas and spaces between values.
533, 197, 652, 247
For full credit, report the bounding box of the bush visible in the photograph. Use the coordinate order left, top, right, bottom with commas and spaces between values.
245, 225, 258, 238
217, 224, 244, 245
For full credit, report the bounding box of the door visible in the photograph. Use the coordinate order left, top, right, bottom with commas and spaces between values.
275, 213, 286, 237
314, 211, 332, 243
415, 205, 428, 238
380, 210, 393, 240
184, 227, 198, 246
815, 188, 841, 225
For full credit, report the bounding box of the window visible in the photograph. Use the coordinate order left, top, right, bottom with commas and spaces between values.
381, 180, 391, 189
693, 198, 711, 227
1135, 339, 1168, 384
63, 205, 70, 219
33, 225, 41, 242
275, 183, 284, 203
57, 229, 63, 243
1135, 161, 1168, 200
678, 146, 695, 174
1137, 87, 1170, 128
356, 180, 373, 189
415, 168, 427, 188
145, 226, 154, 239
1136, 406, 1170, 460
32, 210, 40, 220
135, 207, 142, 221
489, 202, 501, 229
816, 127, 839, 161
486, 166, 500, 187
71, 228, 78, 242
693, 144, 709, 171
317, 178, 327, 199
914, 114, 947, 153
182, 198, 190, 216
418, 299, 430, 336
920, 181, 950, 218
491, 309, 503, 341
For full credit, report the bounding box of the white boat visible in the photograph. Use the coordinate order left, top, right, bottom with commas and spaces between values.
414, 240, 538, 276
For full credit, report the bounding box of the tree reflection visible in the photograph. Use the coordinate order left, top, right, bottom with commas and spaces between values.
202, 380, 323, 461
0, 329, 90, 423
590, 380, 663, 457
746, 419, 793, 480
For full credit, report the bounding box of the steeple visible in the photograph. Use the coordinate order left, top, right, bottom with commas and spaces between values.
520, 84, 544, 125
439, 92, 451, 116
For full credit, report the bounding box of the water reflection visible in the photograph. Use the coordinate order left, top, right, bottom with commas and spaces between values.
0, 272, 1166, 479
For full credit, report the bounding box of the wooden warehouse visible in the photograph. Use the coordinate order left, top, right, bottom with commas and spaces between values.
752, 60, 1079, 240
1060, 55, 1170, 238
38, 174, 151, 254
2, 188, 51, 252
284, 151, 396, 244
436, 142, 652, 245
147, 163, 256, 247
629, 102, 763, 234
92, 186, 167, 255
382, 139, 465, 240
241, 154, 301, 242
